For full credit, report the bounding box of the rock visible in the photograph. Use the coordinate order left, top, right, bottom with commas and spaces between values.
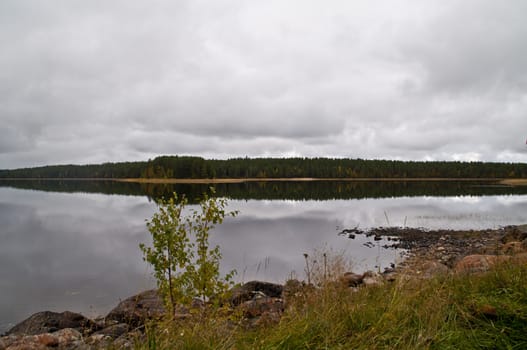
360, 271, 384, 286
249, 309, 282, 328
383, 272, 398, 282
105, 289, 165, 327
0, 328, 82, 350
85, 333, 113, 347
340, 272, 363, 287
35, 333, 58, 347
440, 254, 455, 266
113, 330, 144, 349
54, 328, 83, 347
229, 281, 283, 306
282, 279, 308, 307
241, 296, 284, 319
501, 226, 527, 243
240, 296, 284, 328
282, 279, 303, 296
0, 335, 17, 349
501, 241, 524, 255
414, 260, 449, 278
6, 311, 97, 336
92, 323, 130, 339
362, 275, 383, 287
362, 270, 375, 278
454, 255, 510, 274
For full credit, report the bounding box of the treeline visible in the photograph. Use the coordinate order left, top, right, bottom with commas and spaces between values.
2, 179, 527, 202
0, 161, 145, 179
1, 156, 527, 179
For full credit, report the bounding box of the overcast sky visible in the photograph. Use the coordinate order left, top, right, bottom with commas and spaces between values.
1, 0, 527, 169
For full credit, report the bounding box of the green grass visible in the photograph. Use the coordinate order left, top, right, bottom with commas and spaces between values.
137, 261, 527, 350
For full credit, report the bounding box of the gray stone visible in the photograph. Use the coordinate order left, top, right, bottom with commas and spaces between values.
0, 328, 82, 350
229, 281, 283, 306
92, 323, 130, 339
105, 289, 165, 327
6, 311, 97, 336
501, 241, 524, 254
383, 272, 397, 282
414, 260, 449, 278
362, 275, 383, 287
241, 297, 283, 317
340, 272, 363, 287
454, 254, 510, 274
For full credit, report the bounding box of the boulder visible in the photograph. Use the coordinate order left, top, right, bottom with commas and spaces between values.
6, 311, 97, 336
228, 281, 283, 306
82, 323, 131, 349
0, 328, 82, 350
501, 241, 525, 255
240, 296, 284, 328
382, 271, 398, 282
454, 255, 510, 274
361, 271, 384, 287
283, 278, 302, 293
413, 260, 449, 278
240, 296, 284, 319
500, 226, 527, 244
105, 289, 165, 327
92, 323, 130, 339
340, 272, 363, 287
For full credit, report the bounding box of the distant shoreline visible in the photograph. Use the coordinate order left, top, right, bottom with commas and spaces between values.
2, 177, 527, 186
0, 177, 509, 182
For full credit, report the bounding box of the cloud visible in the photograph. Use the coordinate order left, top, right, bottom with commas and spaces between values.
1, 0, 527, 169
400, 1, 527, 96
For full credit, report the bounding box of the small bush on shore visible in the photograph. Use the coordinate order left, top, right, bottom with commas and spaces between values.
140, 190, 238, 317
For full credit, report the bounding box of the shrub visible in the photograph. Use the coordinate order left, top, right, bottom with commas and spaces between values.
140, 190, 238, 316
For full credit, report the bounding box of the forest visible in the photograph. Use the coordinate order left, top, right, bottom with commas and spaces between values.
1, 155, 527, 179
2, 179, 527, 202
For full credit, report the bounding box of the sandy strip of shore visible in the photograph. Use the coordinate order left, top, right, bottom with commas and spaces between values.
500, 179, 527, 186
117, 178, 317, 184
116, 177, 505, 184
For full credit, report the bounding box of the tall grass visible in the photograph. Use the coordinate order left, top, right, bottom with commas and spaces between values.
138, 260, 527, 349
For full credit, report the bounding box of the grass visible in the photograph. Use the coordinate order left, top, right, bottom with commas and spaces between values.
136, 260, 527, 350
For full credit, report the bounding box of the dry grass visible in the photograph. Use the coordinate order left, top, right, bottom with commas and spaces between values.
138, 257, 527, 350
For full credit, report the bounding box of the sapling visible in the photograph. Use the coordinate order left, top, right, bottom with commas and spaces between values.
140, 190, 238, 316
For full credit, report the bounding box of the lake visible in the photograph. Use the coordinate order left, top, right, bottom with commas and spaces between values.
1, 180, 527, 333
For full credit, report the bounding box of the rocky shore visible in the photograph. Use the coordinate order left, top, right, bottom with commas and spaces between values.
2, 224, 527, 350
0, 283, 286, 349
377, 224, 527, 275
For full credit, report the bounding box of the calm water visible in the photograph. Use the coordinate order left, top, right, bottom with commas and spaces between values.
1, 180, 527, 333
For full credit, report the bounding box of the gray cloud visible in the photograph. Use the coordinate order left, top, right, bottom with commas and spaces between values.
1, 0, 527, 168
401, 1, 527, 96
